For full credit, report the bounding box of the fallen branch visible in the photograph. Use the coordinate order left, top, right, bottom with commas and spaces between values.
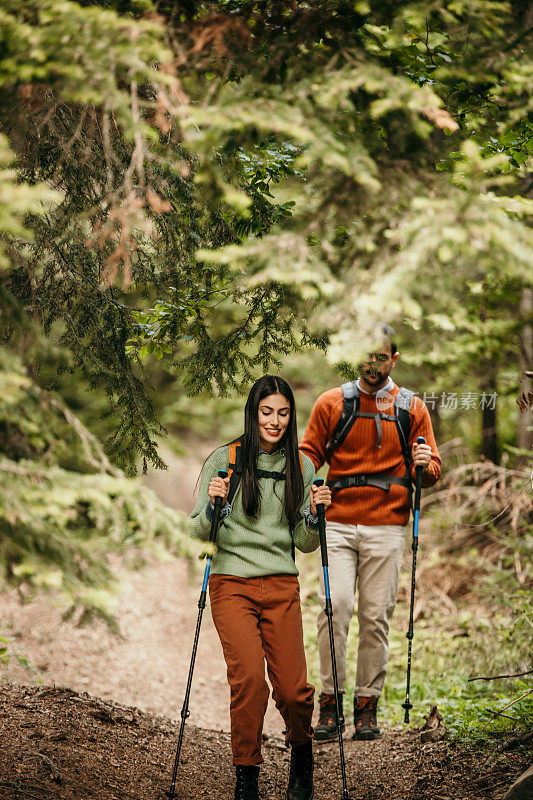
484, 708, 517, 721
480, 689, 533, 730
468, 669, 533, 682
498, 730, 533, 752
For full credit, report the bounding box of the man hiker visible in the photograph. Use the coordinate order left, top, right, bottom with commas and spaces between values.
299, 324, 441, 741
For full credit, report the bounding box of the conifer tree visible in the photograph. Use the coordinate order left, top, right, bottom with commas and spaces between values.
0, 0, 531, 470
0, 349, 190, 626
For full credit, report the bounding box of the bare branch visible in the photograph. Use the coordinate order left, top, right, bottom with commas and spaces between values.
480, 689, 533, 730
468, 669, 533, 682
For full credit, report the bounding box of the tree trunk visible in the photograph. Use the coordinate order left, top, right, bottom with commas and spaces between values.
517, 286, 533, 454
480, 362, 499, 464
513, 0, 533, 29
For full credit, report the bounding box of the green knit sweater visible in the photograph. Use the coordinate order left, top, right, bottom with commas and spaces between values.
190, 445, 320, 578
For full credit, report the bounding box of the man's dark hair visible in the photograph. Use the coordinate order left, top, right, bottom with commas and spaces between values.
380, 323, 397, 356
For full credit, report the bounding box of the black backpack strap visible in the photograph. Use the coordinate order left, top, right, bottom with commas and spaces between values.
394, 388, 414, 469
326, 382, 360, 451
227, 440, 305, 504
327, 386, 416, 503
328, 473, 412, 492
257, 469, 286, 481
325, 383, 414, 461
227, 440, 304, 562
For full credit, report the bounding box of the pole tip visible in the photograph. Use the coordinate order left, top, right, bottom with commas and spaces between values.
402, 700, 413, 724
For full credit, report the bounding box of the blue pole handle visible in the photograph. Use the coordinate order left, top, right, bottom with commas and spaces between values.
201, 560, 211, 592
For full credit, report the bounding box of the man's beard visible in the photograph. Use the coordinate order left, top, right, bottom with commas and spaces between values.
363, 369, 385, 384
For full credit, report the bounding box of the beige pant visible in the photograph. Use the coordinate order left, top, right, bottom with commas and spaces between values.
317, 521, 406, 698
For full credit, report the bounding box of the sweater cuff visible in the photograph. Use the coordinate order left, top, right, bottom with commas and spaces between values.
304, 506, 319, 529
410, 462, 439, 488
205, 501, 232, 521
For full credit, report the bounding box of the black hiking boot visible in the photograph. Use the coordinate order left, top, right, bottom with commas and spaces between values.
234, 765, 259, 800
286, 740, 314, 800
314, 692, 345, 742
352, 695, 381, 741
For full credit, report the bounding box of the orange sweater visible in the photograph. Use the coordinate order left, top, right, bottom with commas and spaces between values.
299, 383, 441, 526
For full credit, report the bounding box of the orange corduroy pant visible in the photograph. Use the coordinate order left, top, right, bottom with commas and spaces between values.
209, 573, 314, 765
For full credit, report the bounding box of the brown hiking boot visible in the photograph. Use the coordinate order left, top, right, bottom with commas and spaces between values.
352, 695, 380, 740
314, 692, 344, 742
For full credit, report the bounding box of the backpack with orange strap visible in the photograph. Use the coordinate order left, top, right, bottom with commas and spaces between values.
225, 438, 305, 560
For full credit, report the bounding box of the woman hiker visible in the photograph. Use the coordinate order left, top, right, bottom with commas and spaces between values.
190, 375, 331, 800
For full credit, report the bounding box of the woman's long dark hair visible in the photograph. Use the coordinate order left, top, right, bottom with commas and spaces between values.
239, 375, 304, 529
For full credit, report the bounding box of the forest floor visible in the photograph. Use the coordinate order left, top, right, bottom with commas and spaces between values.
1, 682, 531, 800
1, 444, 531, 799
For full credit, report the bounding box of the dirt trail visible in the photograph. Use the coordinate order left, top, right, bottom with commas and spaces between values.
1, 558, 255, 733
2, 684, 528, 800
0, 444, 286, 735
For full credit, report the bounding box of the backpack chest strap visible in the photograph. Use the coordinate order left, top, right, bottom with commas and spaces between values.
328, 472, 411, 493
226, 440, 304, 563
326, 382, 414, 457
226, 440, 303, 507
232, 468, 287, 482
353, 411, 396, 449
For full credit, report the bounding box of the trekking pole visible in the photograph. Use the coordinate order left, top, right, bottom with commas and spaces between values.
167, 469, 228, 800
402, 436, 425, 724
314, 479, 355, 800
